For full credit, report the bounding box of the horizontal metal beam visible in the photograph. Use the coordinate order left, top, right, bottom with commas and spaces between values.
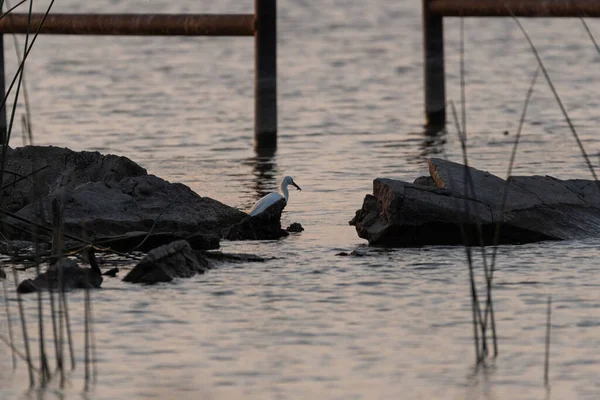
428, 0, 600, 17
0, 13, 255, 36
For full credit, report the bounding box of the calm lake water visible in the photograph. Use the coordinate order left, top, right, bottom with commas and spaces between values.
2, 0, 600, 399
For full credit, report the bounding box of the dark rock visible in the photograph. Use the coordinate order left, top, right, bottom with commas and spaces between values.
413, 176, 436, 187
122, 240, 207, 284
16, 259, 102, 294
0, 268, 5, 280
1, 145, 146, 213
286, 222, 304, 233
223, 198, 288, 241
350, 158, 600, 247
1, 146, 247, 243
14, 176, 246, 241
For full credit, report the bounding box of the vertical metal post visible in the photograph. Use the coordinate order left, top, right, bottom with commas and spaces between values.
254, 0, 277, 149
423, 0, 446, 128
0, 34, 6, 145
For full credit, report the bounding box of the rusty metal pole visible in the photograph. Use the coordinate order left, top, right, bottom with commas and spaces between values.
423, 0, 446, 129
254, 0, 277, 149
0, 34, 5, 145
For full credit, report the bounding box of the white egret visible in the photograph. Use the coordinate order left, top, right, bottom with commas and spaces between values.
249, 176, 301, 216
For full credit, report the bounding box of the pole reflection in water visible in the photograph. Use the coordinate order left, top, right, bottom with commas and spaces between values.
419, 127, 447, 160
241, 147, 278, 210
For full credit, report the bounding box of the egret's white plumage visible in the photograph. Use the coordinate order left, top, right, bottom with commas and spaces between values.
249, 176, 301, 216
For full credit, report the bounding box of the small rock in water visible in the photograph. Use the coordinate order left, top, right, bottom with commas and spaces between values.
286, 222, 304, 233
335, 250, 366, 257
102, 267, 119, 277
17, 259, 103, 294
0, 268, 5, 280
200, 251, 269, 265
122, 240, 208, 284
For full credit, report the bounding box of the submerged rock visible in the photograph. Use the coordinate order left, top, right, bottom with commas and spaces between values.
123, 240, 208, 284
224, 198, 289, 241
17, 258, 102, 294
350, 158, 600, 247
200, 251, 270, 264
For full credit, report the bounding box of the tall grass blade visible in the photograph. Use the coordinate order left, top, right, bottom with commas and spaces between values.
61, 286, 75, 370
0, 0, 56, 181
580, 17, 600, 55
544, 296, 552, 387
0, 0, 27, 22
5, 0, 34, 144
485, 67, 541, 357
2, 275, 17, 368
510, 14, 600, 184
449, 101, 482, 362
12, 268, 34, 386
84, 275, 90, 390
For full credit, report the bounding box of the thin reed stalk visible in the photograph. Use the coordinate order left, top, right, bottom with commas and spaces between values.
510, 14, 600, 185
84, 276, 90, 390
544, 296, 552, 387
0, 333, 39, 372
449, 101, 483, 362
5, 0, 34, 144
51, 198, 65, 382
34, 235, 51, 385
0, 0, 56, 182
61, 287, 75, 370
0, 0, 26, 22
48, 284, 60, 370
457, 17, 497, 361
12, 268, 34, 386
484, 67, 541, 358
5, 0, 32, 145
580, 17, 600, 55
2, 276, 16, 368
57, 257, 65, 387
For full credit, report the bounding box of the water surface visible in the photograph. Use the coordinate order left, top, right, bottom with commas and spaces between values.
1, 0, 600, 399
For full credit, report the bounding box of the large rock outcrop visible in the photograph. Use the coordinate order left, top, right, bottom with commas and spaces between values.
350, 158, 600, 246
0, 146, 247, 245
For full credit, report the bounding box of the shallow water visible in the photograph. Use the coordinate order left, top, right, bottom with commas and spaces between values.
1, 0, 600, 399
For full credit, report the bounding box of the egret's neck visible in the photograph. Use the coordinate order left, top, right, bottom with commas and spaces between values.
279, 182, 289, 201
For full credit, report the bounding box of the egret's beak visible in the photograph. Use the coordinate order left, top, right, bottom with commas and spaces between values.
292, 181, 302, 191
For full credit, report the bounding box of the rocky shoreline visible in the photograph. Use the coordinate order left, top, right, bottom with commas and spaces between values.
0, 146, 302, 289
